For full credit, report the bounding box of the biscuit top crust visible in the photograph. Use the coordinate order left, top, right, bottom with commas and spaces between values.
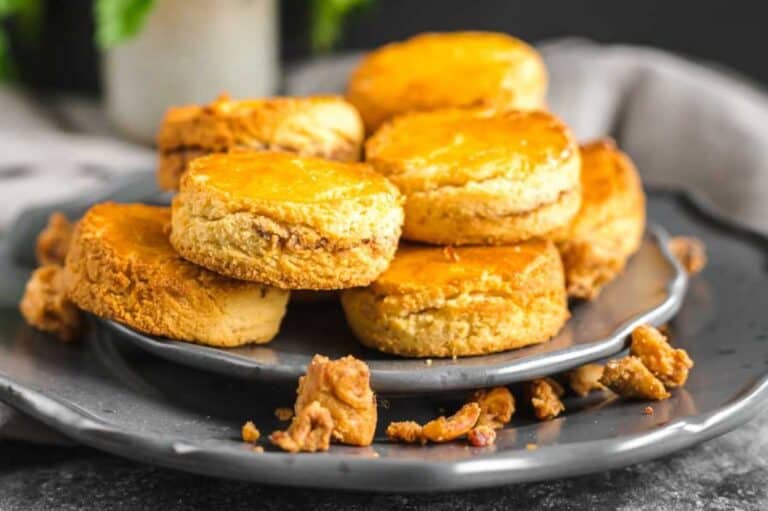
157, 94, 363, 152
366, 109, 579, 205
347, 31, 547, 131
370, 241, 563, 303
74, 203, 244, 287
184, 152, 400, 204
558, 139, 645, 239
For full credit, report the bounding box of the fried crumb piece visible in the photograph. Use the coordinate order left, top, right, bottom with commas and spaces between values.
252, 445, 264, 453
270, 401, 334, 453
421, 403, 481, 443
526, 443, 538, 450
274, 407, 294, 421
630, 324, 693, 388
241, 421, 261, 443
469, 387, 515, 429
600, 356, 670, 400
442, 246, 460, 262
294, 355, 377, 446
668, 236, 707, 275
36, 212, 75, 266
386, 421, 424, 444
527, 378, 565, 421
568, 363, 605, 397
19, 265, 81, 342
467, 425, 496, 447
643, 406, 654, 415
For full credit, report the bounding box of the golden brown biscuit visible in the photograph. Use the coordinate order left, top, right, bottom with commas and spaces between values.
65, 203, 288, 346
550, 139, 646, 299
157, 94, 364, 190
347, 31, 547, 132
365, 109, 581, 245
341, 241, 569, 357
170, 152, 404, 290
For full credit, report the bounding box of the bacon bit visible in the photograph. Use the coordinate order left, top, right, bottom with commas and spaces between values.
241, 421, 261, 443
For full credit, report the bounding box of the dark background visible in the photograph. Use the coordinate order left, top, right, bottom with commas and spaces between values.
6, 0, 768, 94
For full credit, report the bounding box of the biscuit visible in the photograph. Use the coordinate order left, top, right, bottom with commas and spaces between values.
341, 241, 569, 357
170, 152, 404, 289
347, 31, 547, 132
550, 139, 646, 299
65, 203, 288, 346
365, 109, 581, 245
157, 94, 364, 190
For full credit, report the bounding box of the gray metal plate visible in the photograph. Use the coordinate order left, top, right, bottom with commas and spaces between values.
103, 225, 686, 393
0, 190, 766, 491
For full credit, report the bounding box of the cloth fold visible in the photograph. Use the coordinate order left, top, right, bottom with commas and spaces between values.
3, 39, 768, 443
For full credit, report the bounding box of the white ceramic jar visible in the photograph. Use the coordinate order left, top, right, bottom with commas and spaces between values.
102, 0, 279, 144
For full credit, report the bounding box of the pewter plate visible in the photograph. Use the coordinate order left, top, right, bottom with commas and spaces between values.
0, 190, 766, 492
103, 225, 686, 393
6, 169, 686, 393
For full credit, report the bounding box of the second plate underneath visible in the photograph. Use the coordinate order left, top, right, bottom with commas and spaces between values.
103, 224, 686, 393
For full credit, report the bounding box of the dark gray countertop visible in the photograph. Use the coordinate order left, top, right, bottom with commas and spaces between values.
1, 410, 765, 511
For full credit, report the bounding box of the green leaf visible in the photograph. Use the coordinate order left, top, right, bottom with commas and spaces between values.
0, 29, 15, 80
310, 0, 372, 53
94, 0, 155, 49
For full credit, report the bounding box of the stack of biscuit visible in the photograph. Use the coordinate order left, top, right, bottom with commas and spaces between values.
22, 31, 646, 359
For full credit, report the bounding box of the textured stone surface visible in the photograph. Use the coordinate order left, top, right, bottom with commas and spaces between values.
1, 411, 766, 511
